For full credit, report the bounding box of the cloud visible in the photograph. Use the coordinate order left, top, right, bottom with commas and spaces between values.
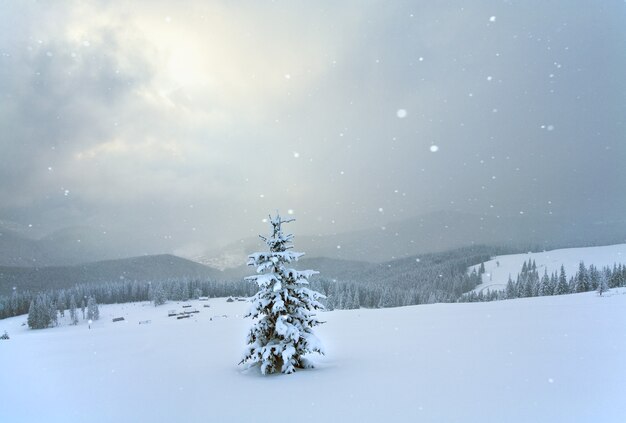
1, 1, 625, 255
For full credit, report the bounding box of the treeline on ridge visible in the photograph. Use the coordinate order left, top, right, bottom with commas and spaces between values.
0, 246, 499, 320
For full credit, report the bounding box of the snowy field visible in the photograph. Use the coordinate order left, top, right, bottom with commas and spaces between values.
2, 291, 625, 422
470, 243, 626, 293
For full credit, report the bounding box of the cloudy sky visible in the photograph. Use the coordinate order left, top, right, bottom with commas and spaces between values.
1, 0, 625, 256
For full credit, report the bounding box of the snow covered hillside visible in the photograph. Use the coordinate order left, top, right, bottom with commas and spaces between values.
470, 243, 626, 293
1, 291, 625, 422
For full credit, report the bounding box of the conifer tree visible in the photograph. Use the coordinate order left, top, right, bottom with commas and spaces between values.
87, 296, 99, 321
151, 283, 167, 306
57, 291, 67, 317
69, 295, 79, 325
597, 273, 609, 296
575, 262, 589, 293
325, 293, 336, 311
588, 265, 600, 291
549, 272, 558, 295
609, 264, 620, 288
524, 277, 534, 298
27, 299, 37, 329
240, 213, 325, 375
505, 275, 516, 299
27, 294, 54, 329
193, 288, 202, 299
48, 297, 58, 327
538, 271, 551, 296
555, 266, 569, 295
351, 287, 360, 309
10, 289, 18, 317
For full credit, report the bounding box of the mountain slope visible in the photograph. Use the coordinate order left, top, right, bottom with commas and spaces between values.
1, 290, 624, 422
0, 254, 223, 295
196, 211, 626, 268
0, 223, 168, 267
0, 228, 52, 267
470, 243, 626, 293
3, 210, 626, 269
220, 256, 376, 282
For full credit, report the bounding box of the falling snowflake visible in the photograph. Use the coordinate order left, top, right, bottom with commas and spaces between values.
489, 16, 496, 22
430, 145, 439, 153
378, 207, 384, 213
293, 152, 300, 158
287, 209, 294, 215
396, 109, 407, 118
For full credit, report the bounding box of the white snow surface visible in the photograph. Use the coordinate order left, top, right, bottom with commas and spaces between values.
471, 243, 626, 293
1, 291, 626, 422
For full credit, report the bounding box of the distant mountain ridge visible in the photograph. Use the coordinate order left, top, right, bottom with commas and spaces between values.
194, 211, 626, 269
2, 210, 626, 270
0, 254, 223, 295
220, 256, 376, 282
0, 225, 119, 267
0, 223, 169, 267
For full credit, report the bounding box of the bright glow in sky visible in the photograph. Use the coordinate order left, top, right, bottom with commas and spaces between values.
1, 0, 625, 257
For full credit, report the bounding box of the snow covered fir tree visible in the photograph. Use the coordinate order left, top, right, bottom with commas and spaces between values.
240, 213, 325, 374
86, 296, 99, 321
